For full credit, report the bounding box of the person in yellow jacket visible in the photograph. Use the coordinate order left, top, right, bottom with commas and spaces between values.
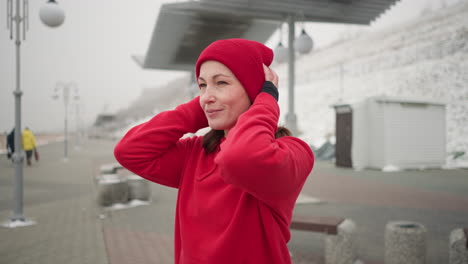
22, 127, 37, 166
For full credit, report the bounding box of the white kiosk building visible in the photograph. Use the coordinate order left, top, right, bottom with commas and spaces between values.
334, 96, 446, 170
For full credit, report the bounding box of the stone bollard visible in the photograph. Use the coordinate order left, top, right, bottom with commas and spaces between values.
126, 174, 151, 201
325, 219, 358, 264
96, 174, 129, 207
449, 228, 468, 264
385, 221, 427, 264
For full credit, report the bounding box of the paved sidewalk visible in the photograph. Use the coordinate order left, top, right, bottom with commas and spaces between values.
0, 138, 179, 264
292, 161, 468, 264
1, 138, 467, 264
0, 139, 112, 264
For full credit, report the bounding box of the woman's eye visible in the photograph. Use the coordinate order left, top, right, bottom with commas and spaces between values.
199, 83, 207, 89
217, 81, 228, 86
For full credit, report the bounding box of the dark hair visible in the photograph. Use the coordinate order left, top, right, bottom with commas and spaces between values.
202, 126, 292, 154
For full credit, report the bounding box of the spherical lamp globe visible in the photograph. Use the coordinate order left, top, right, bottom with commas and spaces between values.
294, 29, 314, 54
39, 1, 65, 28
274, 42, 289, 64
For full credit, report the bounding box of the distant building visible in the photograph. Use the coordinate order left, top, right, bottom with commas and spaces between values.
94, 114, 116, 127
89, 114, 117, 139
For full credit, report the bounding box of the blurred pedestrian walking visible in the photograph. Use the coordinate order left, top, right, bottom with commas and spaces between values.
6, 128, 15, 161
22, 127, 37, 166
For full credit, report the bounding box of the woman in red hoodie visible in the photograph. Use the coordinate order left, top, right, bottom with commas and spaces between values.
114, 39, 314, 264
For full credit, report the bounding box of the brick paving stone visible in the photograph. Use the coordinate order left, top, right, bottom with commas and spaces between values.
303, 169, 468, 211
0, 139, 111, 264
294, 161, 468, 263
103, 227, 173, 264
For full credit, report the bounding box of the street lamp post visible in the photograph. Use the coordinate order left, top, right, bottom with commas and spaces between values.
74, 100, 81, 150
3, 0, 65, 227
285, 15, 298, 135
52, 82, 79, 161
274, 17, 314, 136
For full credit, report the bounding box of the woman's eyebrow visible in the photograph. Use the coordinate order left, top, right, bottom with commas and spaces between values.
199, 74, 231, 82
213, 73, 231, 79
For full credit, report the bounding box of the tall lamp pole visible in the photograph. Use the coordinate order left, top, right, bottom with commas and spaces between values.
2, 0, 65, 227
285, 15, 298, 135
52, 82, 78, 161
74, 99, 81, 150
273, 16, 313, 136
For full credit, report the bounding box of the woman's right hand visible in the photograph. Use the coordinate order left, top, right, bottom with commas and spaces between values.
261, 64, 279, 101
263, 64, 278, 88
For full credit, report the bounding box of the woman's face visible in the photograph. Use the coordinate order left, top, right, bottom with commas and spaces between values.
199, 60, 251, 136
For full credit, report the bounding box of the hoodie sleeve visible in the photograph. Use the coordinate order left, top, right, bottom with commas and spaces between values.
114, 97, 208, 188
215, 92, 314, 206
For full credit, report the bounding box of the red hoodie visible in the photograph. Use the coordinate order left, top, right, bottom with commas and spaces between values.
114, 92, 314, 263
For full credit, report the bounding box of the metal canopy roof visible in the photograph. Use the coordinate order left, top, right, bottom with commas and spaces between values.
134, 0, 399, 71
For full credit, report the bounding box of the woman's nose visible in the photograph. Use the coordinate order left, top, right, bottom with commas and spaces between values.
200, 86, 215, 103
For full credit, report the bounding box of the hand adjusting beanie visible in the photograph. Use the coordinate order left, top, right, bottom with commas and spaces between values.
195, 38, 274, 102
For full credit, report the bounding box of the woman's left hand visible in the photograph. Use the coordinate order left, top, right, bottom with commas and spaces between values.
263, 64, 278, 88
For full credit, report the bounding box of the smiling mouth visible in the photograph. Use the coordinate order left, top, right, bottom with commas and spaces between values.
206, 109, 223, 116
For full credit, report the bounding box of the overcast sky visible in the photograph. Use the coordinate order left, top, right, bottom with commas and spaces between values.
0, 0, 460, 133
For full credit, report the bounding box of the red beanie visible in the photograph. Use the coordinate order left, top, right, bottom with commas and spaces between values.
195, 38, 274, 102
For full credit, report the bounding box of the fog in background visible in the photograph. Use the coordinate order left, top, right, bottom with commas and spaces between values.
0, 0, 461, 133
